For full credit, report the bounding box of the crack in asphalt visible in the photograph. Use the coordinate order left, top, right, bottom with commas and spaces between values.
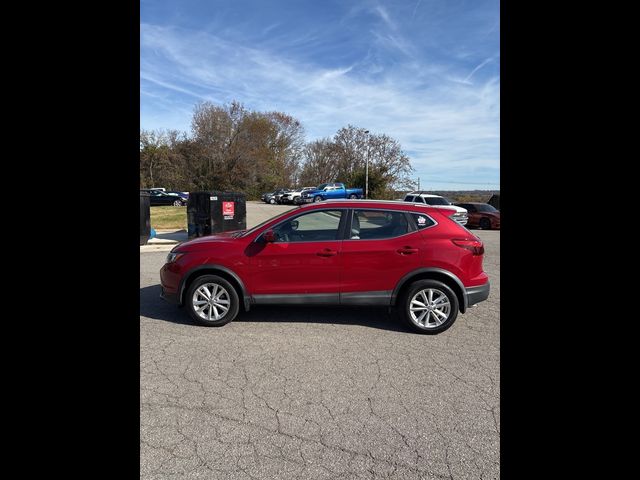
140, 230, 501, 479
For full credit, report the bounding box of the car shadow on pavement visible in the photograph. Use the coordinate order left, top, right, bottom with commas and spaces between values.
140, 284, 409, 333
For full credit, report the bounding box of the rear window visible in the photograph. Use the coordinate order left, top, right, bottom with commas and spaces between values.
476, 204, 498, 213
422, 197, 449, 206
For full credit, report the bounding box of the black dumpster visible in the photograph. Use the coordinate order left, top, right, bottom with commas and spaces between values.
488, 194, 500, 210
187, 191, 247, 239
140, 191, 151, 245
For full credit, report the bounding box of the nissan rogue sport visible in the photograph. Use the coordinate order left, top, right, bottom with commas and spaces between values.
160, 200, 489, 334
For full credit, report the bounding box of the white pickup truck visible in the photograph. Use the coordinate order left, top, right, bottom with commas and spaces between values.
403, 192, 468, 225
279, 187, 317, 204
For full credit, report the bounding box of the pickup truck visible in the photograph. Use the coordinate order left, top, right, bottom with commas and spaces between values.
300, 183, 364, 203
280, 187, 317, 204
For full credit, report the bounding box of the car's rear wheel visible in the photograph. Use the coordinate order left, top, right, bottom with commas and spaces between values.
480, 217, 491, 229
186, 275, 239, 327
400, 280, 459, 334
349, 194, 357, 199
314, 196, 322, 202
173, 199, 183, 207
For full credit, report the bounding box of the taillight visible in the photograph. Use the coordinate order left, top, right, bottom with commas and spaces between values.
452, 238, 484, 255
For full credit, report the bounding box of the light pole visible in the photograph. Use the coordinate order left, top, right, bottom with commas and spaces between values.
364, 130, 370, 199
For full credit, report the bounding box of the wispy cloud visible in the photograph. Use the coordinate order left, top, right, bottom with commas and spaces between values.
411, 0, 423, 20
140, 0, 500, 189
464, 57, 495, 83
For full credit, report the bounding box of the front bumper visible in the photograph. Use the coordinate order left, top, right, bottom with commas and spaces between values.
465, 282, 490, 307
160, 286, 179, 304
453, 214, 468, 225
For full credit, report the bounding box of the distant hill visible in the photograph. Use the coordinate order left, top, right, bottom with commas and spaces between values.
392, 190, 499, 203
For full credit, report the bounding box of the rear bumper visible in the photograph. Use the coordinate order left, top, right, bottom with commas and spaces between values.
465, 282, 490, 307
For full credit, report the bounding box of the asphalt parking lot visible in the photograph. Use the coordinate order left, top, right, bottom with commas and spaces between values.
140, 229, 500, 479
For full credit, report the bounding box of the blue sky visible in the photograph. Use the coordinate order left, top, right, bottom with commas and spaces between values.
141, 0, 500, 190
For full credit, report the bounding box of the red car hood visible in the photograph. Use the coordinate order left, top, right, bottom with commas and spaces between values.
174, 230, 246, 251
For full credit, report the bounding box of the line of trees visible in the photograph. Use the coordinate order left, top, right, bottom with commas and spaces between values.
140, 101, 415, 199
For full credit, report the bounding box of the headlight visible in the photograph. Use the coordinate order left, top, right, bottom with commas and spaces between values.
166, 252, 185, 263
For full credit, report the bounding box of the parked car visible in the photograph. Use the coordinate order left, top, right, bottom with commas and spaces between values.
280, 187, 317, 204
160, 200, 490, 334
261, 188, 289, 204
454, 203, 500, 230
165, 191, 189, 201
403, 192, 468, 226
148, 190, 186, 206
273, 189, 293, 204
300, 183, 364, 203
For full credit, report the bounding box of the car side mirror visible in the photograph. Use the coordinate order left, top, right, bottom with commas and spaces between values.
263, 230, 277, 243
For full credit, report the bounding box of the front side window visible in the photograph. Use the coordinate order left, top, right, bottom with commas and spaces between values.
272, 210, 343, 242
414, 196, 425, 203
405, 195, 414, 202
350, 210, 410, 240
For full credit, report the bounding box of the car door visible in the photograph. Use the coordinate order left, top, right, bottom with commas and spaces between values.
249, 209, 347, 303
339, 208, 425, 305
149, 191, 163, 206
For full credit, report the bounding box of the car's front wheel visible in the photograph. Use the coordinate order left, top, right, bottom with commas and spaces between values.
269, 198, 276, 204
314, 196, 323, 202
173, 199, 183, 207
400, 280, 459, 334
480, 217, 491, 230
186, 275, 239, 327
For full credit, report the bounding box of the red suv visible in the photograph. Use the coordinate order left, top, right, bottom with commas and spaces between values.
454, 202, 500, 230
160, 200, 490, 334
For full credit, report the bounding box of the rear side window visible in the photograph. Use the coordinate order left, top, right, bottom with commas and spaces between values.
410, 213, 436, 229
350, 210, 410, 240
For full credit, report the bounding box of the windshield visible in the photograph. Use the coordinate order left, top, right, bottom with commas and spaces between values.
236, 208, 299, 237
422, 197, 450, 206
476, 204, 498, 213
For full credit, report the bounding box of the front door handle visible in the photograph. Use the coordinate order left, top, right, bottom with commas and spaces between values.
397, 246, 419, 255
317, 248, 338, 257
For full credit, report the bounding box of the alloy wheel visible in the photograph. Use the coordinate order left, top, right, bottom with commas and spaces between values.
192, 283, 231, 321
409, 288, 451, 328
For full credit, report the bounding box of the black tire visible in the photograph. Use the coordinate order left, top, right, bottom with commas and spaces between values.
480, 217, 491, 230
185, 275, 240, 327
399, 279, 459, 334
348, 194, 357, 199
314, 195, 323, 202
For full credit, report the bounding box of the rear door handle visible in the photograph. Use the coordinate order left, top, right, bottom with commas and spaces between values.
397, 246, 419, 255
317, 248, 338, 257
